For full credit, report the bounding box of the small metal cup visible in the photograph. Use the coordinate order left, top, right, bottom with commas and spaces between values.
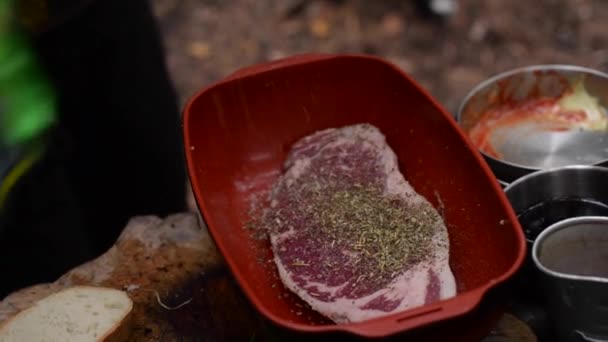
532, 216, 608, 342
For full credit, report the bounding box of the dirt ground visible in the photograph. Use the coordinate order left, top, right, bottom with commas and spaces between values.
152, 0, 608, 115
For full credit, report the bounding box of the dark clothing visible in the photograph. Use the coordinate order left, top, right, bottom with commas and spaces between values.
0, 0, 187, 297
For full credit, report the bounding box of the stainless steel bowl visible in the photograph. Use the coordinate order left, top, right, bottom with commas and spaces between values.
457, 64, 608, 185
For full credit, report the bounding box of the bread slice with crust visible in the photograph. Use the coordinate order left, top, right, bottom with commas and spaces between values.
0, 286, 133, 342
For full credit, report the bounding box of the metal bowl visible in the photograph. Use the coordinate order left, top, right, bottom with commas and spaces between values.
457, 65, 608, 185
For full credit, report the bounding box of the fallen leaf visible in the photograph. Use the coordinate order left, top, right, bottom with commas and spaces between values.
187, 41, 211, 59
309, 17, 330, 39
381, 13, 405, 37
268, 50, 287, 61
389, 57, 415, 73
468, 19, 487, 42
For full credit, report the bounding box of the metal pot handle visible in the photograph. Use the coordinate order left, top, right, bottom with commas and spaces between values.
574, 330, 608, 342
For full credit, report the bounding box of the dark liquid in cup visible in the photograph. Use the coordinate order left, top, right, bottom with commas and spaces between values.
517, 197, 608, 243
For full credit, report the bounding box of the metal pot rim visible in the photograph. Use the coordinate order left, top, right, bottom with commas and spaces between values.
503, 164, 608, 193
531, 215, 608, 283
456, 64, 608, 174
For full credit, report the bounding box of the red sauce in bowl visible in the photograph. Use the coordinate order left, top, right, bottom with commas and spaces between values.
469, 96, 589, 159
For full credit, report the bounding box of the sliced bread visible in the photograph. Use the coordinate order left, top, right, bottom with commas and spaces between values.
0, 286, 133, 342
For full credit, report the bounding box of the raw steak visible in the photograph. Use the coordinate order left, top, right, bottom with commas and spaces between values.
265, 123, 456, 324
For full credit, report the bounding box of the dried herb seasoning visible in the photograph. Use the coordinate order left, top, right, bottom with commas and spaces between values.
307, 184, 439, 285
247, 171, 440, 288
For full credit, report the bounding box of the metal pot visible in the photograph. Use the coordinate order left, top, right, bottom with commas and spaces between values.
456, 64, 608, 185
504, 165, 608, 247
504, 165, 608, 341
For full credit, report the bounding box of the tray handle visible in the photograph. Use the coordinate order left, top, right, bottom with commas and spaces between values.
343, 288, 486, 338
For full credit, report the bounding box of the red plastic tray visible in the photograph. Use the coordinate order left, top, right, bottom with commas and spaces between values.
183, 54, 526, 338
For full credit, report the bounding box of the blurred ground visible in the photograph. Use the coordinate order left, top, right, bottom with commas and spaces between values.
151, 0, 608, 114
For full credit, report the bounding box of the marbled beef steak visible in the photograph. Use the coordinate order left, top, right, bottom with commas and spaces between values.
263, 123, 456, 323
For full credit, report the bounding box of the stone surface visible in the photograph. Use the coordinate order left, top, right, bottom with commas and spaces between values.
0, 213, 536, 341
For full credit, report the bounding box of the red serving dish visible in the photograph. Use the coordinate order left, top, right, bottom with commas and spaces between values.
182, 54, 526, 339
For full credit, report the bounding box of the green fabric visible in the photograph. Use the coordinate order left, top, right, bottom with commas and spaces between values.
0, 0, 56, 147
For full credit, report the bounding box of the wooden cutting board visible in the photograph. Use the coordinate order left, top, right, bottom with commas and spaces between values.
0, 213, 536, 341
